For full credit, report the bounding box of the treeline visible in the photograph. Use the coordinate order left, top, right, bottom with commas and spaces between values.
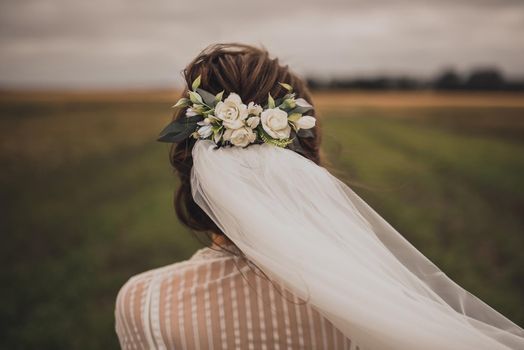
306, 68, 524, 91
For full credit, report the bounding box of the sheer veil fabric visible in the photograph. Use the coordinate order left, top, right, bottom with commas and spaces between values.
190, 139, 523, 350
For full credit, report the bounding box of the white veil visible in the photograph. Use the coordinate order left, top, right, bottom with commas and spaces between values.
190, 139, 524, 350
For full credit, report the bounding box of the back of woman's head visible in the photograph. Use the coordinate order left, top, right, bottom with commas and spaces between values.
169, 43, 321, 237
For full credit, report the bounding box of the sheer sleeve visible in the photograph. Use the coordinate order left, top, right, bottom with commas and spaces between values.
115, 273, 155, 350
114, 249, 356, 349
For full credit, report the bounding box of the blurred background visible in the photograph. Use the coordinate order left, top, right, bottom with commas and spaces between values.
1, 0, 523, 348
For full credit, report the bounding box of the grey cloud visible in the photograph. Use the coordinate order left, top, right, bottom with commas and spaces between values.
0, 0, 523, 88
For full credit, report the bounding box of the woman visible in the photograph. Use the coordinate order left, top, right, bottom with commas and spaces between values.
115, 43, 523, 349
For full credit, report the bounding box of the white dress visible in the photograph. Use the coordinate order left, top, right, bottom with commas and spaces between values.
115, 246, 356, 350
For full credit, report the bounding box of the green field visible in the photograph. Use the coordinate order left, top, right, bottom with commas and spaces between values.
1, 97, 523, 349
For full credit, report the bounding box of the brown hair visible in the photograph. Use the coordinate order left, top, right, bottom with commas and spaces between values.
169, 43, 321, 243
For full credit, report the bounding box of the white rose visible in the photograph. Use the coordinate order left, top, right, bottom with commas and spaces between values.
223, 128, 231, 141
226, 127, 256, 147
214, 93, 248, 129
246, 116, 260, 129
260, 107, 291, 140
247, 102, 263, 116
197, 125, 213, 138
295, 115, 316, 129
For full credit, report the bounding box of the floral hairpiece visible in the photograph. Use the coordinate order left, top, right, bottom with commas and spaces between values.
157, 75, 316, 150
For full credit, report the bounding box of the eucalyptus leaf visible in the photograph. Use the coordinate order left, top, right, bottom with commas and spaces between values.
159, 130, 194, 143
158, 116, 199, 135
297, 128, 315, 138
196, 88, 216, 107
192, 75, 201, 91
289, 135, 306, 155
290, 105, 314, 114
157, 115, 203, 142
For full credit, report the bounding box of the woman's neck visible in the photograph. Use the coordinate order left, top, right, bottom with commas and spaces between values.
211, 233, 230, 248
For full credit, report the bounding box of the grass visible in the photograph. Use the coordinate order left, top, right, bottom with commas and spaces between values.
1, 96, 523, 349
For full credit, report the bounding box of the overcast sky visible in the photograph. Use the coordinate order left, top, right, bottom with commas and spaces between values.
1, 0, 523, 89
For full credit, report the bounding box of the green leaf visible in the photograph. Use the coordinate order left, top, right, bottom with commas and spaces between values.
215, 90, 224, 103
289, 134, 306, 155
268, 93, 275, 109
172, 97, 190, 108
191, 75, 201, 91
288, 113, 302, 123
189, 91, 203, 104
157, 115, 203, 142
290, 105, 313, 114
196, 88, 216, 107
297, 128, 315, 138
279, 82, 293, 92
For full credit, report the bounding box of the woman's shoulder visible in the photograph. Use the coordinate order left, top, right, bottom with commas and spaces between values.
115, 246, 239, 304
114, 246, 247, 344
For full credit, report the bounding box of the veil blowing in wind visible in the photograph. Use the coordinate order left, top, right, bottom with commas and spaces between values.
155, 68, 524, 349
189, 140, 524, 350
